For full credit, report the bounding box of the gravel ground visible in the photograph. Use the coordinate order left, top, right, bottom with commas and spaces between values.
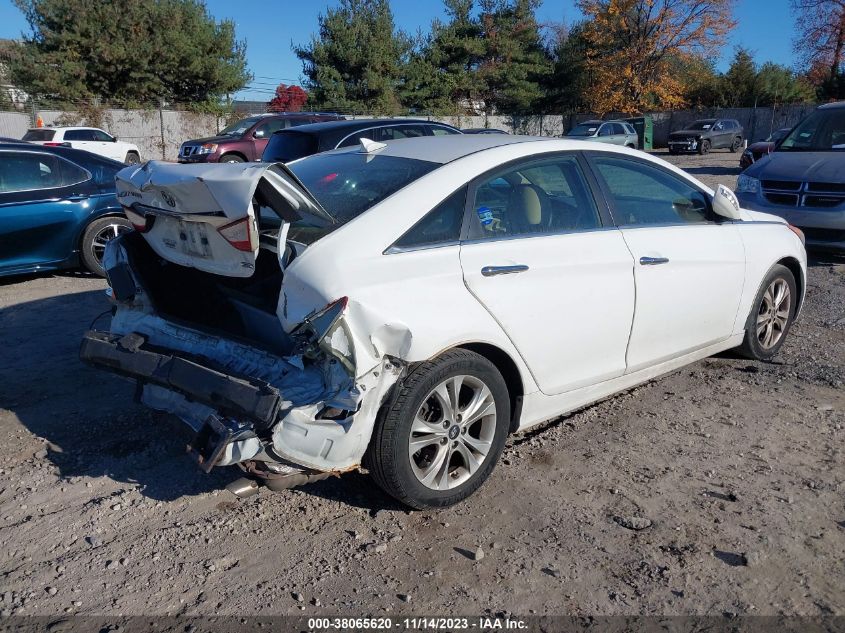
0, 149, 843, 620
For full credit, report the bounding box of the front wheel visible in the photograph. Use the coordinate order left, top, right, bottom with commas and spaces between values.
80, 216, 133, 276
699, 139, 711, 155
730, 137, 742, 153
220, 154, 244, 163
367, 349, 510, 509
124, 151, 140, 165
737, 264, 797, 360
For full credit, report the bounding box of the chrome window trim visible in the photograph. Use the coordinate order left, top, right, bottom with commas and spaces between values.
0, 149, 92, 194
384, 240, 460, 255
460, 225, 619, 246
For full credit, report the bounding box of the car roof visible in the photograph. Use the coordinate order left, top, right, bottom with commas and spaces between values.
241, 111, 341, 118
0, 141, 124, 165
280, 118, 456, 135
818, 101, 845, 110
316, 134, 552, 165
27, 126, 103, 131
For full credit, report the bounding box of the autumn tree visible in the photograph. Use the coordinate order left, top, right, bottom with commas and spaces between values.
267, 84, 308, 112
791, 0, 845, 99
577, 0, 736, 114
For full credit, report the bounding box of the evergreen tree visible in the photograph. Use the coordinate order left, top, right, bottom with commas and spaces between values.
10, 0, 250, 105
295, 0, 407, 115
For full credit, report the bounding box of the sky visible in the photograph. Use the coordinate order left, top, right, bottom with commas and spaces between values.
0, 0, 796, 102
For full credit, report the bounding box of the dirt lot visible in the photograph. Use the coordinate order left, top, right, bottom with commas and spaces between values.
0, 148, 843, 620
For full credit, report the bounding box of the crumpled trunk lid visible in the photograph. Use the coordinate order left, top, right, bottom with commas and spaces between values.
115, 160, 333, 277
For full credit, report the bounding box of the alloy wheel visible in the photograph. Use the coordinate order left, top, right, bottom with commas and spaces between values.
408, 375, 497, 490
91, 222, 131, 265
756, 278, 791, 349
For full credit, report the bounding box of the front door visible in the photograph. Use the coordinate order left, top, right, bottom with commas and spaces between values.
459, 153, 636, 395
586, 152, 746, 372
0, 150, 94, 271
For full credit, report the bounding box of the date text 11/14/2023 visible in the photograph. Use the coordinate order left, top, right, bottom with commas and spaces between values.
307, 616, 528, 630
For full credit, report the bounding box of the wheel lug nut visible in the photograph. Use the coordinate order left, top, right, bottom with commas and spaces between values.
452, 441, 458, 448
443, 421, 450, 428
440, 438, 447, 445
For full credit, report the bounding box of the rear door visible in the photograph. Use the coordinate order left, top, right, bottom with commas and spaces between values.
585, 152, 745, 372
0, 150, 95, 271
459, 153, 636, 395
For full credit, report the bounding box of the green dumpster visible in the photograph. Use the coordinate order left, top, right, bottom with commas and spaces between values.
624, 116, 653, 151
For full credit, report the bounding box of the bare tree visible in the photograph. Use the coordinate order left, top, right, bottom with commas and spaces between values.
791, 0, 845, 92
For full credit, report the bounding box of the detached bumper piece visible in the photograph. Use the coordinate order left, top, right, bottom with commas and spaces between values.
80, 330, 283, 429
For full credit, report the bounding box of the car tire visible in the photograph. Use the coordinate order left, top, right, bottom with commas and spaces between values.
220, 154, 244, 163
80, 216, 134, 277
626, 143, 636, 150
729, 137, 742, 153
699, 139, 711, 155
737, 264, 797, 361
124, 151, 140, 165
367, 349, 510, 509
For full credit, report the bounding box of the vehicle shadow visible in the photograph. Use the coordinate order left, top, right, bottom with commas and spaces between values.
808, 251, 845, 267
0, 288, 239, 501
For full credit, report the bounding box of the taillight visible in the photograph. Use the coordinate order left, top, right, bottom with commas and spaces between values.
122, 207, 149, 232
787, 224, 805, 245
217, 217, 256, 252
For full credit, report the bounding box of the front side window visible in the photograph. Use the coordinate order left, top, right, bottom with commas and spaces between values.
471, 155, 601, 239
598, 124, 614, 137
392, 187, 466, 250
91, 129, 114, 142
255, 118, 287, 138
0, 152, 89, 193
590, 155, 711, 226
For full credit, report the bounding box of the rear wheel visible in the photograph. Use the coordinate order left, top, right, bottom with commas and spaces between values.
80, 216, 133, 276
699, 139, 711, 155
220, 153, 244, 163
367, 349, 510, 509
730, 137, 742, 152
737, 264, 797, 360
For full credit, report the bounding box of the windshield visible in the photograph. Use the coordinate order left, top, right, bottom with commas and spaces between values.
218, 117, 261, 137
262, 131, 319, 163
778, 109, 845, 151
768, 128, 790, 143
567, 123, 600, 137
687, 120, 715, 131
22, 129, 56, 141
275, 152, 439, 244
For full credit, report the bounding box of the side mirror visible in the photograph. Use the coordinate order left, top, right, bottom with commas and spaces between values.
112, 136, 118, 142
712, 184, 742, 220
254, 129, 265, 139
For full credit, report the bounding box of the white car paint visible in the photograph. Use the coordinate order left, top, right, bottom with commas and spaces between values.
26, 126, 140, 163
98, 135, 806, 479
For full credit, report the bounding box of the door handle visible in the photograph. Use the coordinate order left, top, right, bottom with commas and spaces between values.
639, 256, 669, 266
481, 264, 529, 277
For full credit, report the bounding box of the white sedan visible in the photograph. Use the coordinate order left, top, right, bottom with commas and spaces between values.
23, 126, 141, 164
81, 136, 807, 508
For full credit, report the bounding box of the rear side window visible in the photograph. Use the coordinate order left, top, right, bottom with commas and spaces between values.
0, 152, 90, 193
591, 155, 711, 226
429, 125, 459, 136
22, 129, 55, 142
64, 129, 97, 141
373, 125, 427, 141
392, 187, 466, 250
261, 132, 319, 162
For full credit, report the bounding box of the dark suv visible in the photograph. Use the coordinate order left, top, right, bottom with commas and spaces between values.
260, 118, 462, 163
668, 118, 744, 155
178, 112, 344, 163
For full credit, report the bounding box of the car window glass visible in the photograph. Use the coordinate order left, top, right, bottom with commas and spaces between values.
598, 124, 613, 137
430, 125, 459, 136
91, 130, 113, 141
22, 129, 55, 141
373, 126, 426, 141
611, 123, 625, 135
64, 129, 96, 141
0, 152, 88, 192
713, 121, 724, 131
393, 187, 466, 249
255, 119, 287, 138
471, 155, 601, 238
592, 156, 711, 226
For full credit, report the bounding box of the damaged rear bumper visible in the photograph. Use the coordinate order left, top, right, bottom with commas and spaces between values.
80, 330, 283, 428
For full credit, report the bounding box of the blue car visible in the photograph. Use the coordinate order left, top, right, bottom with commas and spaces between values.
0, 141, 132, 277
